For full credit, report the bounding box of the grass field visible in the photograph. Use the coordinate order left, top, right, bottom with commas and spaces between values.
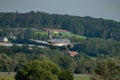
74, 74, 91, 80
0, 76, 14, 80
74, 76, 90, 80
0, 72, 15, 80
35, 31, 87, 40
0, 72, 91, 80
0, 75, 90, 80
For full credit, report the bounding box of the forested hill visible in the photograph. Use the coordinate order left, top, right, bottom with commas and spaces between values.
0, 11, 120, 40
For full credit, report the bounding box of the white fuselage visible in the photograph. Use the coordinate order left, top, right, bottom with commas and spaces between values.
47, 38, 70, 47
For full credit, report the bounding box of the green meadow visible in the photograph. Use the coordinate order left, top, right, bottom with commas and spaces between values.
0, 75, 15, 80
35, 31, 86, 40
74, 76, 90, 80
74, 74, 91, 80
0, 73, 91, 80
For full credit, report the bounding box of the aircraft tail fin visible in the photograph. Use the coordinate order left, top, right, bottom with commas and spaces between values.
48, 30, 52, 39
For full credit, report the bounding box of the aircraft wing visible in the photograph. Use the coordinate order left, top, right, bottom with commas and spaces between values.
71, 42, 85, 45
29, 39, 49, 44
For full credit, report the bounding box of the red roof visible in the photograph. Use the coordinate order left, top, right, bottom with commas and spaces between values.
68, 51, 78, 56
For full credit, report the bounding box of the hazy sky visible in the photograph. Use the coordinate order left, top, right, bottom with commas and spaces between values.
0, 0, 120, 22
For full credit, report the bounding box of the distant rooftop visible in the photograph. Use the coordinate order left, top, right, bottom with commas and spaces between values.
68, 51, 78, 56
0, 37, 8, 42
62, 50, 78, 57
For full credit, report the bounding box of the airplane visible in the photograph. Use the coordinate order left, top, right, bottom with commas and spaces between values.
30, 38, 71, 47
30, 29, 83, 47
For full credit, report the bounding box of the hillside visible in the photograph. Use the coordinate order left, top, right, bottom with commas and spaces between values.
0, 11, 120, 40
0, 12, 120, 75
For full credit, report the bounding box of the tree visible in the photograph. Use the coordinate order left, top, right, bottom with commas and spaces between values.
58, 56, 76, 71
92, 59, 120, 80
59, 70, 73, 80
24, 28, 33, 40
15, 60, 61, 80
0, 53, 11, 71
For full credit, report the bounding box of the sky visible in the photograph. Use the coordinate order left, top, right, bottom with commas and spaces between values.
0, 0, 120, 22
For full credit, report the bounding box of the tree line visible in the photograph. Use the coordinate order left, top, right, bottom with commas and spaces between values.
0, 44, 120, 74
0, 47, 120, 80
0, 45, 93, 74
0, 11, 120, 40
